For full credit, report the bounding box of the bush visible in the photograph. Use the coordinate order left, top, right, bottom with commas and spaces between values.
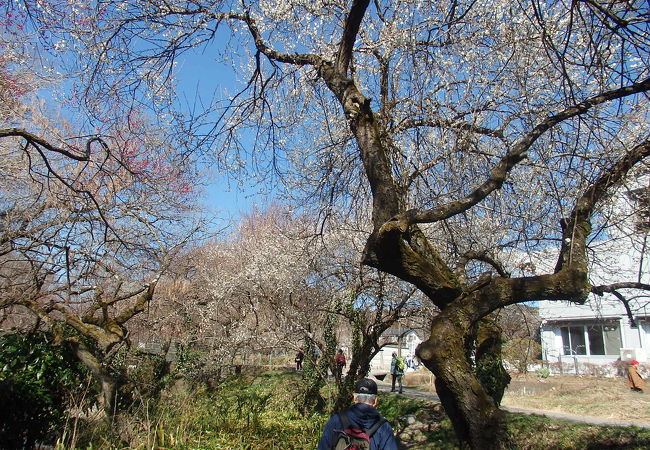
77, 369, 327, 449
503, 338, 542, 374
0, 330, 91, 448
124, 353, 171, 404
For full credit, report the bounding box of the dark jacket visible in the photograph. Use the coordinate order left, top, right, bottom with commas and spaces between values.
390, 356, 404, 376
316, 402, 398, 450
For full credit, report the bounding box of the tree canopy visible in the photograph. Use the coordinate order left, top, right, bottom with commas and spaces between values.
2, 1, 649, 448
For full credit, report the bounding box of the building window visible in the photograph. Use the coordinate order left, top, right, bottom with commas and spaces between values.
560, 324, 621, 356
590, 324, 622, 355
587, 325, 605, 354
561, 326, 586, 355
604, 324, 622, 354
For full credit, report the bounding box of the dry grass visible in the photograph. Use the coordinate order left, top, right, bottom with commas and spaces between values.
403, 370, 436, 388
403, 370, 650, 424
501, 374, 650, 423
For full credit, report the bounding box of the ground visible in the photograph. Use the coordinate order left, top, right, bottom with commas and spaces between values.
502, 373, 650, 424
397, 370, 650, 425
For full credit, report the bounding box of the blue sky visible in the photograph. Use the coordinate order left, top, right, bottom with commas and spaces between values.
174, 43, 263, 220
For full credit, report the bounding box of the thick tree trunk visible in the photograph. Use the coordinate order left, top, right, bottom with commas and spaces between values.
333, 377, 355, 412
300, 368, 326, 415
300, 339, 327, 415
68, 340, 118, 420
417, 314, 513, 449
98, 376, 118, 418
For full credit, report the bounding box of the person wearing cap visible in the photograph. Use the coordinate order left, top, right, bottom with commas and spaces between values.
317, 378, 398, 449
626, 360, 645, 392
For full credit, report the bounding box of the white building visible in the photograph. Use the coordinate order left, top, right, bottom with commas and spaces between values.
538, 172, 650, 373
369, 329, 422, 374
539, 299, 649, 369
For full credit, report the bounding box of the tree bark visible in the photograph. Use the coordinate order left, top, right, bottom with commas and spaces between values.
68, 340, 118, 420
474, 318, 511, 407
418, 311, 513, 449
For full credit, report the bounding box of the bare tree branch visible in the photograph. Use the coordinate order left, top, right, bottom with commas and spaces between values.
401, 78, 650, 226
335, 0, 371, 75
0, 128, 90, 161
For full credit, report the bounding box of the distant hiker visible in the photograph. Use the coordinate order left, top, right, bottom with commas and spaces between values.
317, 378, 398, 450
295, 348, 304, 371
335, 349, 347, 381
390, 352, 404, 394
626, 360, 645, 393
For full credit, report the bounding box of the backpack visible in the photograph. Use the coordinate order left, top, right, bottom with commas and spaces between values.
396, 357, 405, 372
332, 411, 386, 450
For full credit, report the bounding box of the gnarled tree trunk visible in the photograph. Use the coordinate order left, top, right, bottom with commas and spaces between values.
236, 0, 650, 446
68, 340, 118, 420
417, 309, 512, 449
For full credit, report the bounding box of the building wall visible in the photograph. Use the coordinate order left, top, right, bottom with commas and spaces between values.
530, 175, 649, 374
369, 331, 422, 374
539, 299, 621, 321
539, 298, 650, 368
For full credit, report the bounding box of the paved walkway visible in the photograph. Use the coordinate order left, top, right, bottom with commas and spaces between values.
376, 381, 650, 429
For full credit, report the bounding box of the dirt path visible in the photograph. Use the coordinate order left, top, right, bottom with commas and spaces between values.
377, 381, 650, 429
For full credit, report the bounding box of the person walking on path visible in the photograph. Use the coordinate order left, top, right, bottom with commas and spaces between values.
390, 352, 404, 394
627, 360, 645, 392
317, 378, 398, 450
295, 348, 304, 371
334, 349, 346, 381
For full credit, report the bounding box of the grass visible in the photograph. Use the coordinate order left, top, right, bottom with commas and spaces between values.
504, 414, 650, 449
62, 369, 650, 449
502, 373, 650, 423
135, 370, 325, 449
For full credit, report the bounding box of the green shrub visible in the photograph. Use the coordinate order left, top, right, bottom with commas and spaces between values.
173, 343, 204, 379
99, 370, 327, 449
123, 353, 171, 405
0, 330, 91, 448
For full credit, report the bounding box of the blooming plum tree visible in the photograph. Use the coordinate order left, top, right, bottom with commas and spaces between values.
35, 0, 650, 447
0, 26, 206, 418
